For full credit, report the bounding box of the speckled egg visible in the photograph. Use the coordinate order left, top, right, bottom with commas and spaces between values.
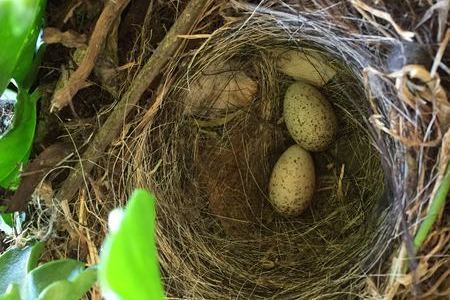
284, 81, 337, 152
268, 145, 315, 216
275, 49, 336, 87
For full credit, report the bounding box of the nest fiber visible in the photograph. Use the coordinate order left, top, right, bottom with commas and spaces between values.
128, 1, 447, 299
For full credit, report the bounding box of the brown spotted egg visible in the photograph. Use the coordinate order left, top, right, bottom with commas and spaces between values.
268, 145, 315, 216
284, 81, 337, 152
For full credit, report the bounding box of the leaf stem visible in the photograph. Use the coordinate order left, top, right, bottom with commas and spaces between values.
414, 163, 450, 252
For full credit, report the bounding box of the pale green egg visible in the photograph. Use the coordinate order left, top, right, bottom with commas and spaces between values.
284, 81, 337, 152
269, 145, 315, 216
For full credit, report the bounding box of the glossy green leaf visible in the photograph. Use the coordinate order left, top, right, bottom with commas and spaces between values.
0, 211, 14, 235
22, 259, 86, 300
0, 89, 39, 189
0, 0, 46, 92
0, 213, 13, 227
18, 44, 47, 91
99, 189, 164, 300
0, 0, 46, 191
0, 242, 44, 294
0, 284, 21, 300
37, 268, 97, 300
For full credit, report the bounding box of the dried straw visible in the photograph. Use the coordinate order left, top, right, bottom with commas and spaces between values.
125, 1, 441, 298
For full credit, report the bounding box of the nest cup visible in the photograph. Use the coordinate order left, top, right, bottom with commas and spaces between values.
130, 11, 399, 299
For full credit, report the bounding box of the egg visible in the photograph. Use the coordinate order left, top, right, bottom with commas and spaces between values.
275, 49, 336, 87
268, 145, 315, 216
283, 81, 337, 152
184, 61, 257, 117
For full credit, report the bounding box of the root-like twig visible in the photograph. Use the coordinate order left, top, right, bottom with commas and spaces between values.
50, 0, 131, 111
55, 0, 212, 203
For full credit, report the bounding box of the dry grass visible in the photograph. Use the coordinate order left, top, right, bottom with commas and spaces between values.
126, 3, 394, 299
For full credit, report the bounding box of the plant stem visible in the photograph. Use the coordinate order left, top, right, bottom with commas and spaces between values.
414, 163, 450, 252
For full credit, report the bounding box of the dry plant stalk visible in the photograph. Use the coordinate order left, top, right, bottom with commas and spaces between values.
50, 0, 131, 111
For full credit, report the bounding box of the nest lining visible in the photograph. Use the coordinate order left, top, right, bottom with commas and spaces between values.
128, 9, 401, 300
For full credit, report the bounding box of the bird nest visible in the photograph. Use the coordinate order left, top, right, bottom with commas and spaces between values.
123, 1, 449, 299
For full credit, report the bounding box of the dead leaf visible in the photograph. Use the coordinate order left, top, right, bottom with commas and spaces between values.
391, 65, 449, 130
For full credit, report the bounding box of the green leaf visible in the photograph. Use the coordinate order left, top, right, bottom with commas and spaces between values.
0, 242, 44, 294
0, 89, 39, 189
37, 268, 97, 300
0, 0, 46, 92
22, 259, 86, 300
0, 245, 94, 300
0, 213, 13, 227
0, 284, 21, 300
99, 189, 165, 300
0, 0, 46, 190
18, 44, 47, 91
0, 212, 14, 235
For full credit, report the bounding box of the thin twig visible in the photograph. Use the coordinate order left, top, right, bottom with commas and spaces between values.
55, 0, 210, 203
431, 28, 450, 78
50, 0, 131, 111
351, 0, 415, 41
